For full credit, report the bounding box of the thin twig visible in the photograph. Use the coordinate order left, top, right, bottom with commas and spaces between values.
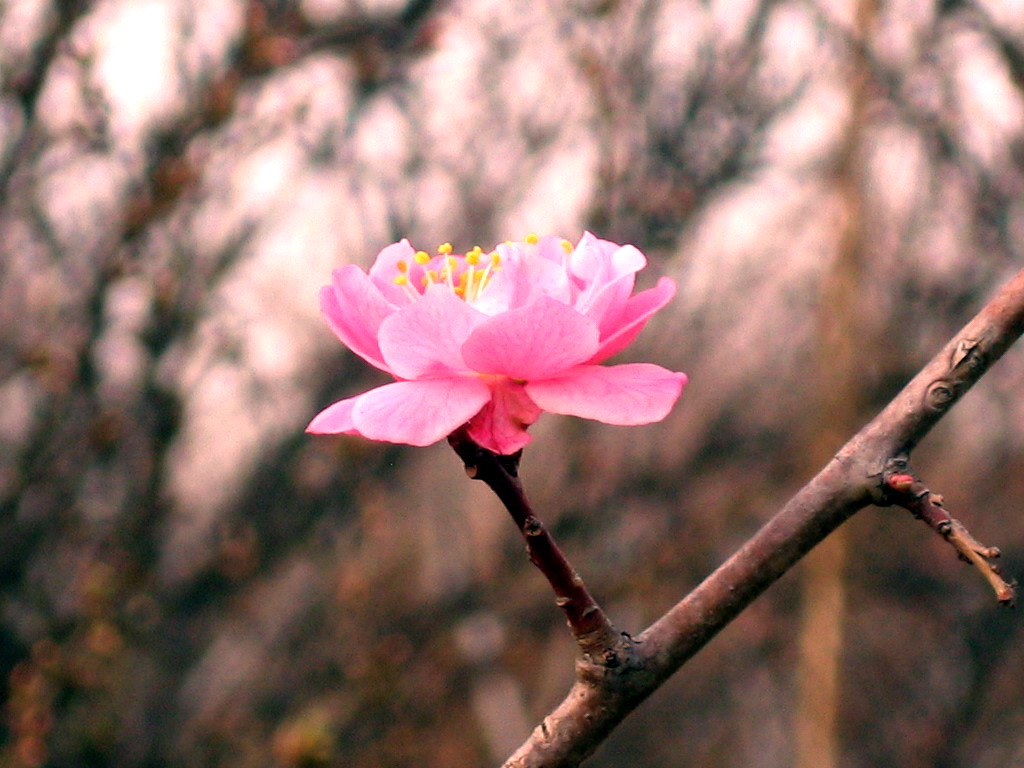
447, 428, 625, 662
884, 472, 1015, 604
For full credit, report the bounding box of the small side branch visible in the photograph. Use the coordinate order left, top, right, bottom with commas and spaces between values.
448, 429, 623, 661
885, 472, 1015, 604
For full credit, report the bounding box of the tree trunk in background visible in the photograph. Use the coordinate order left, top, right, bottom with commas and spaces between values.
795, 1, 877, 765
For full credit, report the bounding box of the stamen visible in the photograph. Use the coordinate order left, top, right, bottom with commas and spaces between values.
560, 239, 573, 254
474, 251, 501, 296
438, 242, 453, 255
396, 260, 409, 273
525, 233, 539, 244
394, 273, 420, 301
442, 256, 458, 289
414, 251, 431, 265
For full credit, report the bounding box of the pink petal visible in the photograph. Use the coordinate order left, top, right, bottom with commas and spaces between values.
368, 240, 420, 305
569, 232, 646, 279
352, 378, 491, 446
306, 396, 360, 434
378, 285, 485, 379
611, 243, 647, 274
589, 276, 676, 363
574, 270, 635, 333
472, 245, 572, 314
466, 379, 542, 454
462, 296, 599, 380
322, 266, 397, 372
569, 232, 618, 281
534, 235, 572, 265
526, 363, 687, 425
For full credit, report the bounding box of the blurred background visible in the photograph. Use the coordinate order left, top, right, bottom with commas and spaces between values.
2, 0, 1024, 766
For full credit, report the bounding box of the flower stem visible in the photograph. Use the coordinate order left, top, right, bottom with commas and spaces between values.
447, 429, 623, 662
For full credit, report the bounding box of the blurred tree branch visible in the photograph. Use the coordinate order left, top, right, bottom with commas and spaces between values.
501, 266, 1024, 767
0, 0, 91, 195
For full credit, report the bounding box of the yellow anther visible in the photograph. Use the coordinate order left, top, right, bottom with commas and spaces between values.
560, 239, 573, 254
414, 250, 431, 265
446, 256, 458, 269
393, 274, 409, 286
454, 286, 466, 297
525, 233, 539, 244
438, 242, 453, 254
396, 260, 409, 273
490, 252, 501, 266
465, 251, 481, 266
428, 270, 439, 282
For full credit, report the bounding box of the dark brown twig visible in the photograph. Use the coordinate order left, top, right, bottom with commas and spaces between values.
499, 265, 1024, 768
884, 472, 1014, 604
447, 428, 625, 663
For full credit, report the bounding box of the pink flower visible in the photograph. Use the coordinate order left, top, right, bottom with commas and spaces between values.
307, 233, 687, 454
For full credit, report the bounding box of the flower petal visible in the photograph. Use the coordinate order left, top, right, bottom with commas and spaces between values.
589, 276, 676, 363
322, 266, 397, 372
472, 243, 572, 314
352, 378, 491, 446
368, 239, 420, 305
378, 285, 485, 379
462, 296, 600, 380
569, 231, 619, 281
306, 396, 360, 434
526, 363, 687, 425
574, 270, 635, 333
466, 379, 542, 454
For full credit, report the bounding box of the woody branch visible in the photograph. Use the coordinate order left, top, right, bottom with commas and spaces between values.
501, 265, 1024, 768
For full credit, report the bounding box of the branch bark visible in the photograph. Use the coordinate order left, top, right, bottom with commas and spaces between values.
501, 265, 1024, 768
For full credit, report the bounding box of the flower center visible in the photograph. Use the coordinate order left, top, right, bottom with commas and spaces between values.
392, 242, 503, 303
389, 235, 575, 304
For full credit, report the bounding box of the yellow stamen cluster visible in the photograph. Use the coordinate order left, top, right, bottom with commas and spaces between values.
391, 243, 503, 302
